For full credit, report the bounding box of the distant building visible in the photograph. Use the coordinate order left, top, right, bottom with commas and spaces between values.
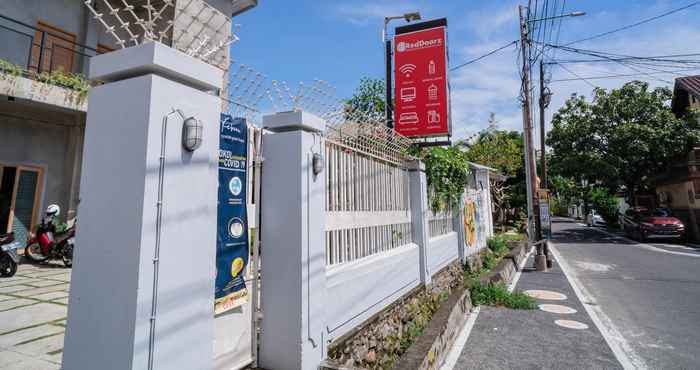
651, 76, 700, 241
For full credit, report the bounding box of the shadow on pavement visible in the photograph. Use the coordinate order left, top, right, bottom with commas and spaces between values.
552, 227, 638, 245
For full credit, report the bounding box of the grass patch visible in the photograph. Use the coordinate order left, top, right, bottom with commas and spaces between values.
464, 232, 533, 310
469, 280, 535, 309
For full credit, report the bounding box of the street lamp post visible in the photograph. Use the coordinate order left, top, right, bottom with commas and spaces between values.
383, 12, 421, 129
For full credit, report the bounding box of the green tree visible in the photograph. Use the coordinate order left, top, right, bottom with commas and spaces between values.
345, 77, 386, 120
547, 81, 700, 201
463, 130, 524, 178
460, 125, 527, 221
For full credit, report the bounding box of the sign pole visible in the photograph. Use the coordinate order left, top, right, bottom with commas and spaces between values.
385, 37, 394, 129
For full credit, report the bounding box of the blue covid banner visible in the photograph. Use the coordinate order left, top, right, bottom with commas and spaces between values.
215, 114, 249, 314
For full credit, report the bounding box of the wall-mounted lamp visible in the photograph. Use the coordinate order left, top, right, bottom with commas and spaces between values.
312, 153, 324, 176
182, 117, 203, 151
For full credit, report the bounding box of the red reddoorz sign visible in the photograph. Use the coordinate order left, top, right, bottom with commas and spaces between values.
393, 20, 450, 138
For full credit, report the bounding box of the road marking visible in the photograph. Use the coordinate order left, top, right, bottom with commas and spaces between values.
593, 228, 700, 258
549, 243, 647, 370
555, 319, 589, 330
576, 261, 615, 272
440, 246, 535, 370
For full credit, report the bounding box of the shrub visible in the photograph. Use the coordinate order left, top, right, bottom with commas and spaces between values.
0, 59, 23, 78
470, 282, 536, 309
589, 187, 619, 226
487, 233, 525, 256
35, 71, 90, 100
482, 250, 498, 270
487, 236, 508, 255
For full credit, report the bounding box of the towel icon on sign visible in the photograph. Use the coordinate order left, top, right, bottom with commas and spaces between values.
427, 110, 440, 124
428, 84, 438, 101
428, 60, 436, 75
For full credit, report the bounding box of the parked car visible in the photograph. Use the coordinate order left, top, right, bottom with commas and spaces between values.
621, 207, 685, 242
586, 210, 606, 227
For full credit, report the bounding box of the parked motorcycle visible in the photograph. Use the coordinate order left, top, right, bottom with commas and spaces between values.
0, 232, 22, 277
24, 204, 75, 268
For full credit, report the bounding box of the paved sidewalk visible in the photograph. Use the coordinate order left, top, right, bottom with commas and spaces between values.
448, 253, 621, 370
0, 262, 70, 370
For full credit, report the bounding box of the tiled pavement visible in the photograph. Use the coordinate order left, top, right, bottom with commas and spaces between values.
0, 261, 70, 370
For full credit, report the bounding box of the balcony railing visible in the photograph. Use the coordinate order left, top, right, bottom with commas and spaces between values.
0, 14, 100, 78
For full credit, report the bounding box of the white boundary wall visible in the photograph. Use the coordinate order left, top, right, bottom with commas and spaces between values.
258, 112, 494, 369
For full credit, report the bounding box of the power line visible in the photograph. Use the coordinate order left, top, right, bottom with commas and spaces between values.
550, 53, 700, 64
538, 42, 676, 83
450, 40, 518, 71
556, 63, 598, 88
549, 66, 700, 82
564, 1, 700, 46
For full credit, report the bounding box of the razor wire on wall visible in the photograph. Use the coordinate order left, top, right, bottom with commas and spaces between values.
84, 0, 239, 69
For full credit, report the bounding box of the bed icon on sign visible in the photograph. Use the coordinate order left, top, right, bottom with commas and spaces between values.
398, 112, 419, 125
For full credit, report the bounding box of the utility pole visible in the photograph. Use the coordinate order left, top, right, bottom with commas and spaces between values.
539, 60, 548, 189
518, 5, 543, 249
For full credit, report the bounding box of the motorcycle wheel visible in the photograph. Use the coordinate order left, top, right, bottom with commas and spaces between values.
62, 244, 73, 268
25, 243, 49, 263
0, 254, 17, 277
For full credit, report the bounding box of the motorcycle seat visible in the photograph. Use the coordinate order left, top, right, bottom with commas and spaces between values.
0, 232, 14, 243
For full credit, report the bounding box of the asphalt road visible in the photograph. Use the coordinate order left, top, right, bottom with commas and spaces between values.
551, 218, 700, 369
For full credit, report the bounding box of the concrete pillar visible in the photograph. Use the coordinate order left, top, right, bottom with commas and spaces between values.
65, 115, 84, 220
259, 111, 327, 370
63, 42, 222, 370
408, 160, 431, 284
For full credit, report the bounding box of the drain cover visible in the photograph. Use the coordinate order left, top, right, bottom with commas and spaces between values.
524, 290, 567, 301
539, 304, 577, 314
555, 319, 588, 330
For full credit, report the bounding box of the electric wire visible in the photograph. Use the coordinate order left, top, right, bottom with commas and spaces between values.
450, 40, 518, 71
564, 1, 700, 46
556, 62, 598, 88
549, 65, 700, 82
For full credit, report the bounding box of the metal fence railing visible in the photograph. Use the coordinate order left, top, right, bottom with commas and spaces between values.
0, 14, 99, 77
324, 125, 413, 266
428, 203, 454, 238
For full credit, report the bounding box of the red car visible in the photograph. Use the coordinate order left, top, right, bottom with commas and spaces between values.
622, 208, 686, 242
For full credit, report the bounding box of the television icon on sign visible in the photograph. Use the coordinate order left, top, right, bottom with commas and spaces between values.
399, 112, 419, 125
400, 87, 416, 102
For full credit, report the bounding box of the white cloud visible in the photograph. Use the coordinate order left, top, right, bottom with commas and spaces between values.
458, 2, 518, 39
447, 8, 700, 142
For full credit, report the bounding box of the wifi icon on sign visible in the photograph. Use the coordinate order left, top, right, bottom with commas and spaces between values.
399, 64, 417, 77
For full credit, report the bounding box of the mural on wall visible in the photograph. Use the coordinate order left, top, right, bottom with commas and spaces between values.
464, 191, 489, 249
464, 197, 477, 247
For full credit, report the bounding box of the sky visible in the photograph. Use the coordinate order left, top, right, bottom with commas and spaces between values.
230, 0, 700, 142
